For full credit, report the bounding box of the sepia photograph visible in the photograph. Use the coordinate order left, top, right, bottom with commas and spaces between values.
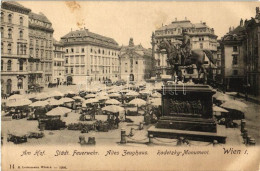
1, 1, 260, 170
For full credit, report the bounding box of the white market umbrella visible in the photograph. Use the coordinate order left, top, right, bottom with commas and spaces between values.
46, 98, 63, 106
213, 105, 229, 113
139, 89, 152, 95
213, 92, 231, 102
97, 91, 108, 97
151, 92, 162, 98
120, 89, 131, 93
96, 96, 110, 101
59, 97, 74, 103
72, 96, 84, 101
85, 94, 96, 98
46, 107, 71, 116
65, 90, 76, 95
50, 91, 64, 97
29, 101, 49, 107
221, 100, 248, 112
102, 105, 125, 113
129, 98, 147, 106
35, 93, 50, 100
82, 98, 99, 107
125, 91, 140, 97
105, 99, 121, 105
7, 94, 25, 101
150, 98, 161, 106
6, 99, 32, 107
108, 93, 121, 97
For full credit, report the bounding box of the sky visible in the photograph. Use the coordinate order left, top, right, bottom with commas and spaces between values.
18, 1, 259, 49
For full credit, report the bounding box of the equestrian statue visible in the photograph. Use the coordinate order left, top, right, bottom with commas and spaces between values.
157, 29, 214, 84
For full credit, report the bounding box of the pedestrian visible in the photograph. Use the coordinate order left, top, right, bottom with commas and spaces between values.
115, 113, 120, 129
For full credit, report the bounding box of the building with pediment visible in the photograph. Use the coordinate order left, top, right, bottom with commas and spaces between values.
119, 38, 153, 82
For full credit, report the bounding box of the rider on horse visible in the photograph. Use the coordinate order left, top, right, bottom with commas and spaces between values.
180, 29, 192, 65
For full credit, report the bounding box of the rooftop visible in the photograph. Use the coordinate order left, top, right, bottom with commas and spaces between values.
156, 20, 210, 31
60, 29, 119, 49
1, 1, 31, 13
29, 12, 52, 24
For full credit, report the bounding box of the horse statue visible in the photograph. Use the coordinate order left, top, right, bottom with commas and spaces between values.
157, 39, 210, 82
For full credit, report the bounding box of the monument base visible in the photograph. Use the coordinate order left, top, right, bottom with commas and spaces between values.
148, 125, 226, 143
156, 116, 217, 133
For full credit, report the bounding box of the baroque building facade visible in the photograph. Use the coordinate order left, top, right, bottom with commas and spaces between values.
219, 7, 260, 96
119, 38, 153, 82
60, 28, 120, 84
52, 39, 65, 84
1, 1, 31, 94
28, 12, 54, 86
220, 20, 246, 92
244, 7, 260, 96
151, 18, 218, 78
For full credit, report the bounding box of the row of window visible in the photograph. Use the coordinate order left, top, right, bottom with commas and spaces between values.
1, 60, 22, 71
90, 55, 118, 65
1, 78, 24, 90
29, 62, 52, 71
30, 38, 52, 48
1, 27, 24, 39
30, 49, 52, 59
1, 12, 24, 25
54, 61, 64, 66
65, 47, 118, 57
156, 28, 214, 36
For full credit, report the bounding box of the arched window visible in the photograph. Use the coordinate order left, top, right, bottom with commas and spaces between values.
1, 42, 3, 53
1, 60, 3, 71
1, 27, 4, 38
19, 60, 23, 71
19, 17, 23, 25
7, 43, 11, 54
19, 30, 23, 39
1, 12, 4, 22
8, 14, 12, 23
8, 28, 12, 38
98, 49, 100, 54
7, 60, 12, 71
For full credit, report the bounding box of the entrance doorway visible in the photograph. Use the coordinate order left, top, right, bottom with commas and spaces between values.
67, 76, 73, 85
6, 79, 12, 94
129, 74, 134, 81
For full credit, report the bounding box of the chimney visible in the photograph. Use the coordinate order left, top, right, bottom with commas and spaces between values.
240, 19, 243, 27
229, 27, 231, 32
175, 18, 177, 21
256, 7, 259, 15
232, 26, 235, 31
71, 28, 72, 32
202, 22, 206, 25
185, 17, 187, 20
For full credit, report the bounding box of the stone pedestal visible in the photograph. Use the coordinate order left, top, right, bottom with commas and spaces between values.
148, 84, 226, 143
